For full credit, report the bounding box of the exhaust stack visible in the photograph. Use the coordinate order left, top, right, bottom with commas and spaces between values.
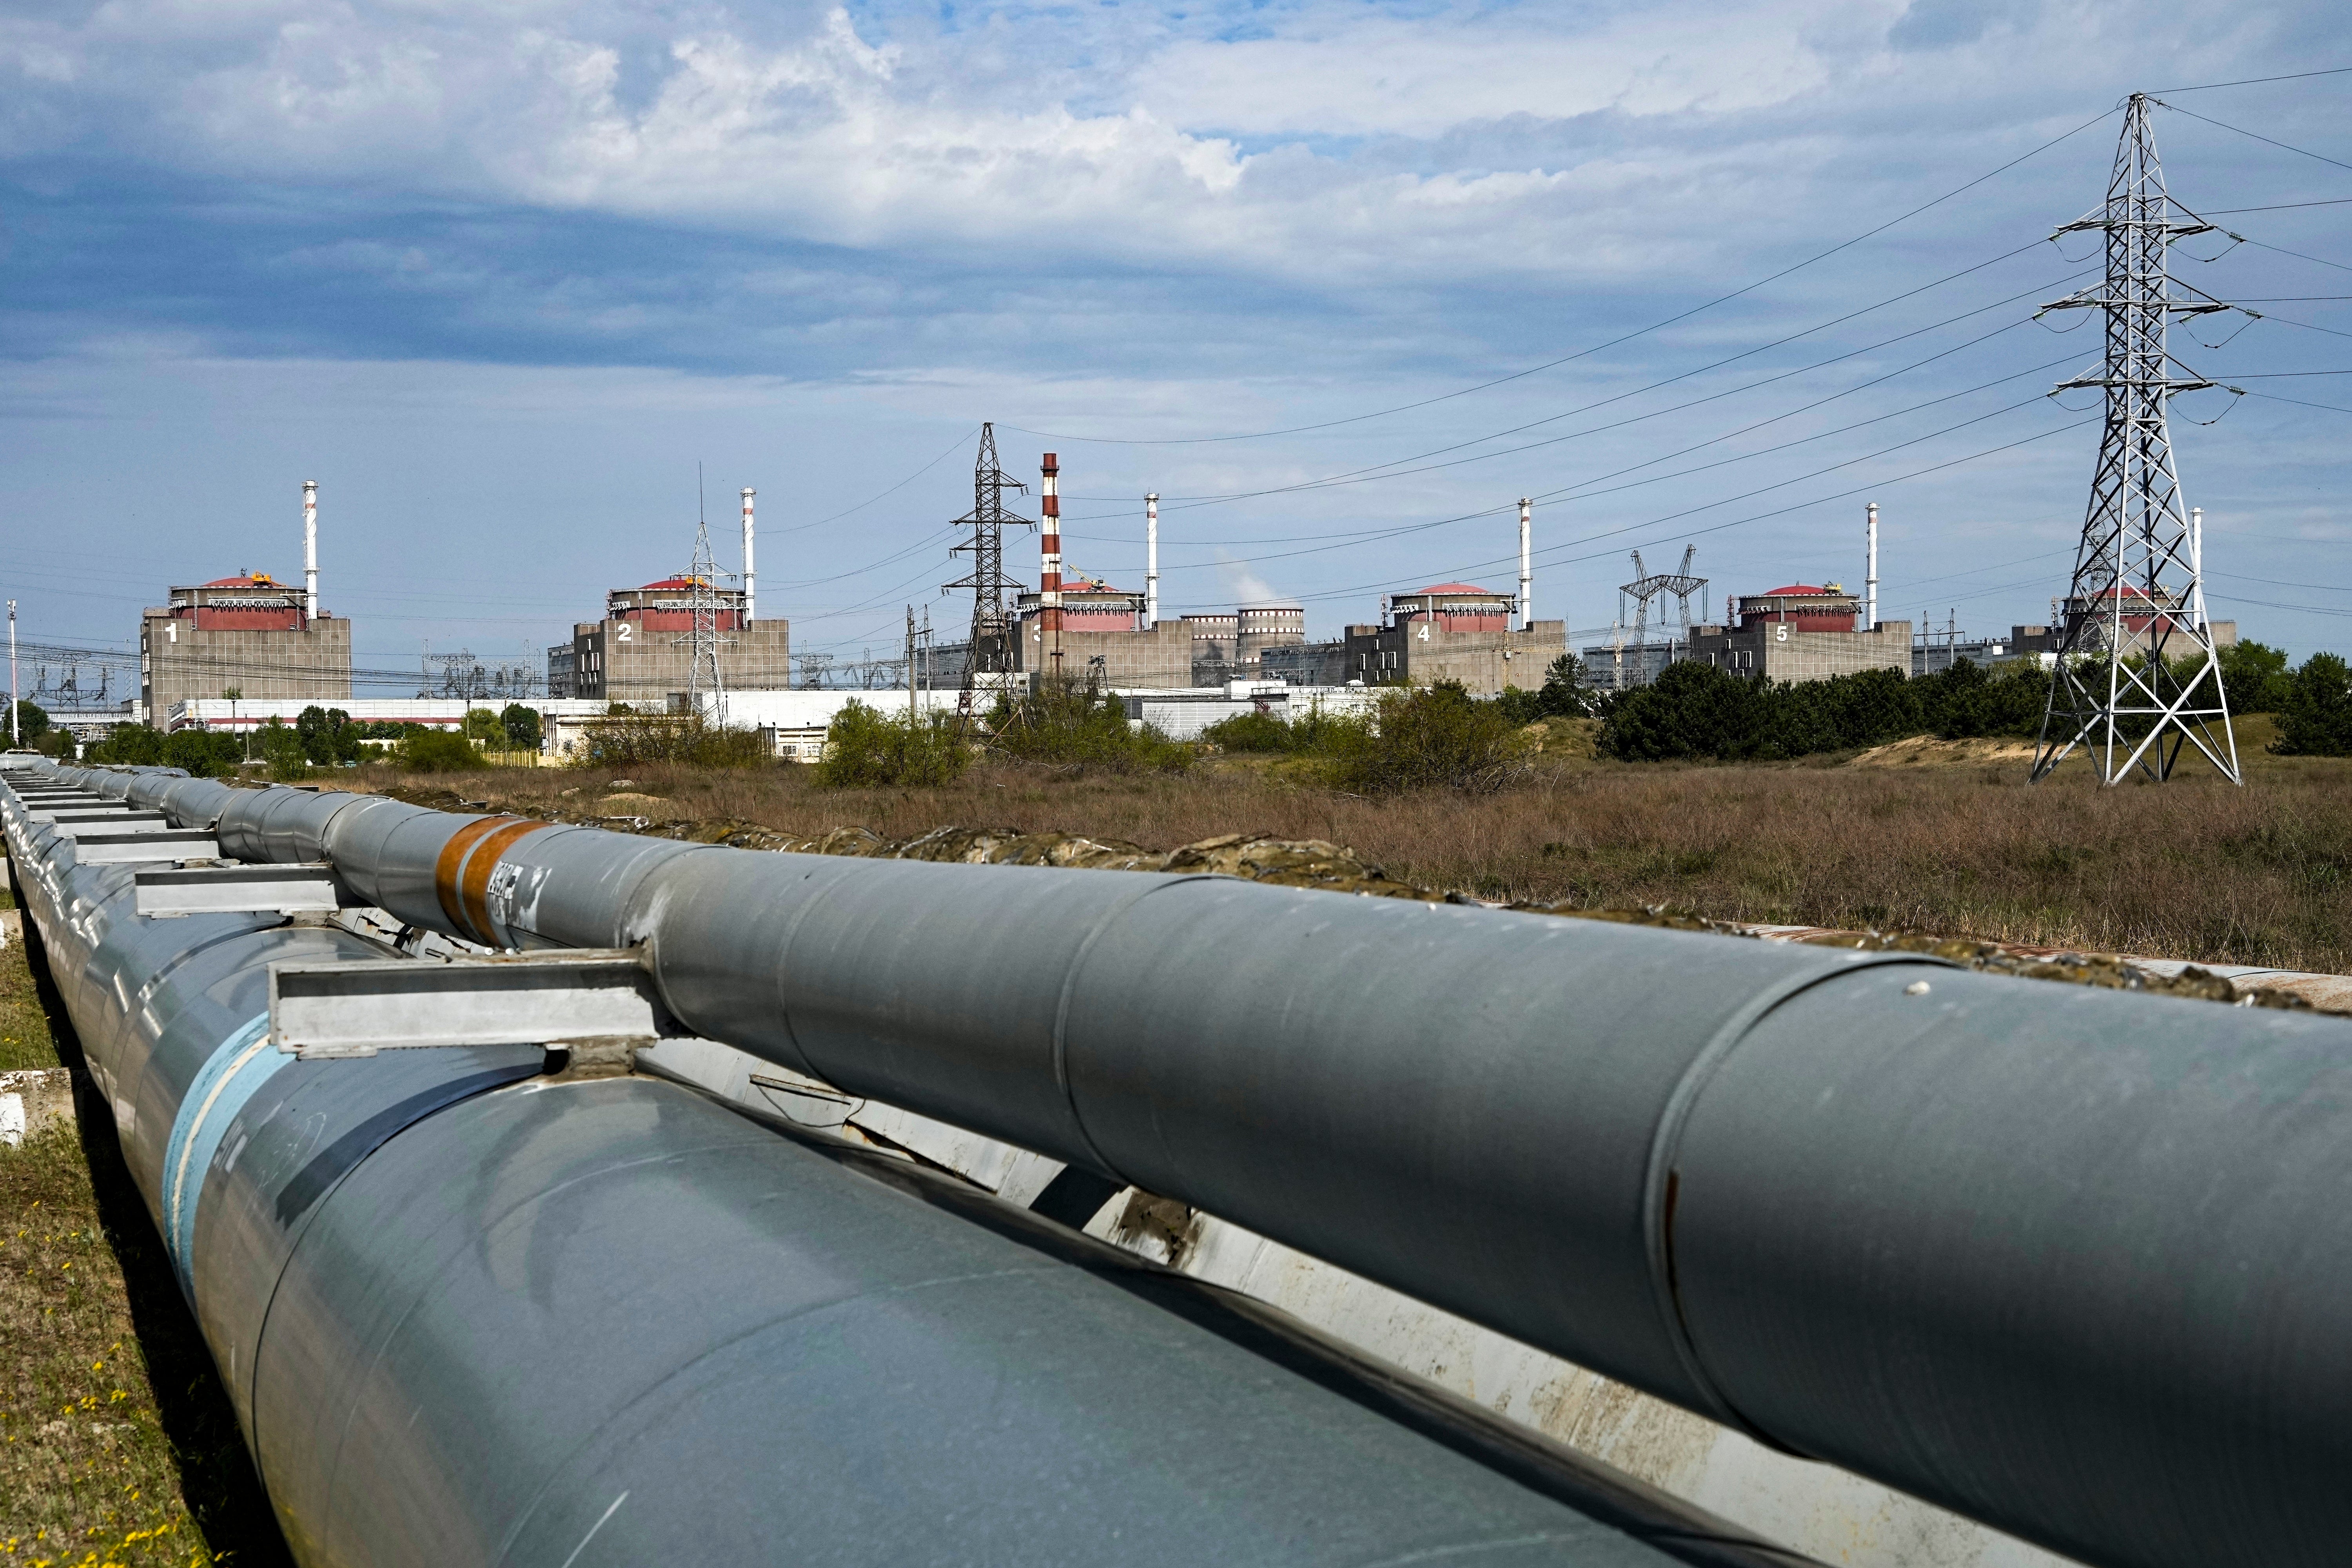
1040, 454, 1062, 675
1866, 501, 1879, 631
1518, 497, 1533, 631
303, 479, 319, 620
741, 488, 757, 621
1146, 492, 1160, 629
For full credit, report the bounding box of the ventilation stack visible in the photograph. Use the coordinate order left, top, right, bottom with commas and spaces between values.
1040, 454, 1063, 677
303, 479, 319, 621
1518, 498, 1533, 631
741, 488, 757, 621
1146, 492, 1160, 629
1865, 501, 1879, 632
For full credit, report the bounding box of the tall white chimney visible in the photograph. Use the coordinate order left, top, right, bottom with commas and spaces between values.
1145, 492, 1160, 629
1517, 497, 1533, 631
303, 479, 319, 620
1865, 501, 1879, 632
740, 488, 757, 621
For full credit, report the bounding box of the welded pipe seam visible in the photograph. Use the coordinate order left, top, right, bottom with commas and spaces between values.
1633, 956, 1925, 1454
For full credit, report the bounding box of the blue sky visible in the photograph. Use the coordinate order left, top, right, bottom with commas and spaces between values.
3, 0, 2348, 682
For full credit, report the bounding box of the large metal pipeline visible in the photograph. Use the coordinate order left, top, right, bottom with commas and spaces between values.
6, 759, 1818, 1567
50, 764, 2352, 1568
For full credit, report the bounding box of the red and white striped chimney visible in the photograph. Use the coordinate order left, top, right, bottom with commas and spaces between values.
1040, 452, 1063, 677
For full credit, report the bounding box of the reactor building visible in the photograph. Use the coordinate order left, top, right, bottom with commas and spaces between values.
1684, 584, 1911, 682
138, 482, 350, 722
554, 576, 791, 705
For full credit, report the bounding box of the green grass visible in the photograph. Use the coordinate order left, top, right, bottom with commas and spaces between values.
0, 864, 290, 1568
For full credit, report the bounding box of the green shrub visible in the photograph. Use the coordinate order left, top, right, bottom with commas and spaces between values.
987, 681, 1191, 773
396, 728, 486, 773
2273, 652, 2352, 757
2220, 640, 2296, 715
814, 701, 972, 787
1200, 708, 1299, 753
160, 728, 243, 778
567, 714, 770, 769
1495, 654, 1598, 726
1325, 681, 1525, 793
88, 722, 163, 767
258, 717, 311, 781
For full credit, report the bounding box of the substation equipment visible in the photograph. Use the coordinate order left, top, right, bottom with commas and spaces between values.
2, 757, 2347, 1568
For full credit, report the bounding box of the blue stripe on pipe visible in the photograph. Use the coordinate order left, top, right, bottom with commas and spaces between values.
159, 1013, 285, 1296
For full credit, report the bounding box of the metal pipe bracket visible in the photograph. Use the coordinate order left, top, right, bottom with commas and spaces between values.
269, 947, 675, 1060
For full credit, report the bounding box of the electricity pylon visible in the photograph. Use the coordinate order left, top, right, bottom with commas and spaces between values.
944, 422, 1034, 690
2031, 93, 2240, 785
678, 485, 735, 726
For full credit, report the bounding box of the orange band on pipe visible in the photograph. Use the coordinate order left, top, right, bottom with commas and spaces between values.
434, 816, 524, 938
459, 819, 549, 946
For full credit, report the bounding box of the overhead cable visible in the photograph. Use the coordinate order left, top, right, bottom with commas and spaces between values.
1067, 257, 2088, 517
1005, 110, 2120, 447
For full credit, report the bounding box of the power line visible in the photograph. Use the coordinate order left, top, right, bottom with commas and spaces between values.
2157, 101, 2352, 176
1005, 109, 2120, 447
2241, 239, 2352, 276
2149, 65, 2352, 94
780, 425, 982, 536
1156, 419, 2096, 615
2249, 390, 2352, 415
1067, 256, 2085, 517
2206, 199, 2352, 215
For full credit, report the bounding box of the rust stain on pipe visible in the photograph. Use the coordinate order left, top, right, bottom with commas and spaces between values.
457, 819, 550, 944
433, 816, 527, 940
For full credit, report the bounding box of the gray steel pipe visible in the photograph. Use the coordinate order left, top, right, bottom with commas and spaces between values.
8, 760, 1806, 1568
75, 767, 2352, 1568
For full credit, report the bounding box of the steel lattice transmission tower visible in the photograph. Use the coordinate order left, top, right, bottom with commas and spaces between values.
944, 422, 1034, 688
2031, 94, 2240, 785
677, 491, 735, 726
1620, 546, 1708, 648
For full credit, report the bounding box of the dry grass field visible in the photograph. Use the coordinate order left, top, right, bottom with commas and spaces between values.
408, 712, 2352, 974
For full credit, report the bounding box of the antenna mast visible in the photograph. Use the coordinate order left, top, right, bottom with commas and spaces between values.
2031, 94, 2240, 784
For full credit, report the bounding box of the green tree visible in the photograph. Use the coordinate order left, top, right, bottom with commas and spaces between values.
9, 699, 49, 744
258, 717, 311, 781
89, 722, 163, 766
2219, 640, 2296, 715
463, 707, 504, 744
2273, 652, 2352, 757
499, 703, 543, 752
814, 701, 972, 786
161, 728, 243, 778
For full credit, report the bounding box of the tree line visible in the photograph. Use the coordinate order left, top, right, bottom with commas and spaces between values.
1593, 641, 2350, 762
